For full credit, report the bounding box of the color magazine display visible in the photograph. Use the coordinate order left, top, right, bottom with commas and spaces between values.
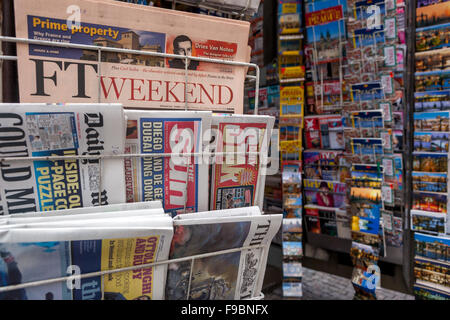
124, 110, 211, 216
277, 0, 305, 299
0, 103, 126, 215
209, 114, 274, 211
303, 0, 407, 300
13, 0, 251, 113
412, 0, 450, 300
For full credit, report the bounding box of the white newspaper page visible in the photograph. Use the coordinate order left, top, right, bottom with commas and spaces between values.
0, 103, 126, 215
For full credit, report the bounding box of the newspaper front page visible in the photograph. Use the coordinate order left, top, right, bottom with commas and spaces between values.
0, 103, 126, 215
209, 114, 275, 211
124, 110, 211, 215
166, 209, 282, 300
0, 214, 173, 300
14, 0, 251, 113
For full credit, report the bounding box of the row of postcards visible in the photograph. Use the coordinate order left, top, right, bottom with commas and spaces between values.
411, 0, 450, 301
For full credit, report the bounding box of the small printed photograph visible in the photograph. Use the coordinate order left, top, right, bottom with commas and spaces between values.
413, 153, 448, 173
282, 241, 303, 257
283, 218, 303, 233
414, 257, 450, 289
414, 232, 450, 262
415, 70, 450, 92
412, 192, 447, 214
283, 262, 303, 278
126, 120, 138, 139
412, 172, 447, 193
414, 132, 449, 152
282, 282, 303, 297
416, 23, 450, 52
284, 207, 302, 219
351, 138, 383, 157
414, 111, 450, 131
412, 211, 446, 234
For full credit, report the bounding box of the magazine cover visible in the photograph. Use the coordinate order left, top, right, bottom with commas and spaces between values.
210, 114, 274, 211
0, 103, 126, 215
305, 0, 347, 64
303, 150, 349, 181
14, 0, 250, 113
124, 110, 211, 215
278, 0, 302, 35
280, 86, 304, 116
166, 213, 282, 300
304, 116, 345, 150
0, 215, 173, 300
303, 179, 346, 208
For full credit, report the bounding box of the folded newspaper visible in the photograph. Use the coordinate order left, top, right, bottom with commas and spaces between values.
0, 207, 172, 300
0, 103, 126, 215
209, 114, 274, 210
166, 207, 282, 300
175, 0, 261, 16
14, 0, 251, 113
124, 110, 211, 215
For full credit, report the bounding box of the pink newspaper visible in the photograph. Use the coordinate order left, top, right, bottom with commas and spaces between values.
13, 0, 251, 113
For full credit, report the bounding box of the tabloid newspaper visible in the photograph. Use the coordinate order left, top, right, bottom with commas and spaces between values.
209, 114, 275, 211
14, 0, 251, 113
0, 103, 126, 215
166, 207, 282, 300
0, 213, 173, 300
124, 110, 211, 216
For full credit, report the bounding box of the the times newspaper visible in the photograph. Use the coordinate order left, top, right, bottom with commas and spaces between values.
210, 114, 274, 211
124, 110, 211, 215
0, 209, 173, 300
167, 207, 282, 300
0, 103, 126, 215
13, 0, 251, 113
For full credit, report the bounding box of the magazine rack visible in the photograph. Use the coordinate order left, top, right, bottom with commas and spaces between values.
0, 35, 273, 300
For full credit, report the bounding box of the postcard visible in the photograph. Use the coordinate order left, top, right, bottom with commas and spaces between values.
411, 210, 446, 234
414, 132, 449, 153
412, 192, 447, 213
412, 153, 448, 172
414, 111, 450, 131
412, 171, 447, 193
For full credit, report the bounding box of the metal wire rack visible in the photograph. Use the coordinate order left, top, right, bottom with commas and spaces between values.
0, 33, 275, 300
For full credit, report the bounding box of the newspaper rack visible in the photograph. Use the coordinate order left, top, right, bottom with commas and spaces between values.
0, 242, 266, 300
0, 35, 272, 300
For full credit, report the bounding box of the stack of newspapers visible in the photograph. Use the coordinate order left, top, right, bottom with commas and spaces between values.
0, 104, 274, 215
0, 203, 281, 300
0, 103, 279, 299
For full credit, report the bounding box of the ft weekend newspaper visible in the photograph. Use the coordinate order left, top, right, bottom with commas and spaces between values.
13, 0, 251, 113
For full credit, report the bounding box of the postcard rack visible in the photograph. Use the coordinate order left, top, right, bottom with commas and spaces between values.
0, 34, 276, 300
